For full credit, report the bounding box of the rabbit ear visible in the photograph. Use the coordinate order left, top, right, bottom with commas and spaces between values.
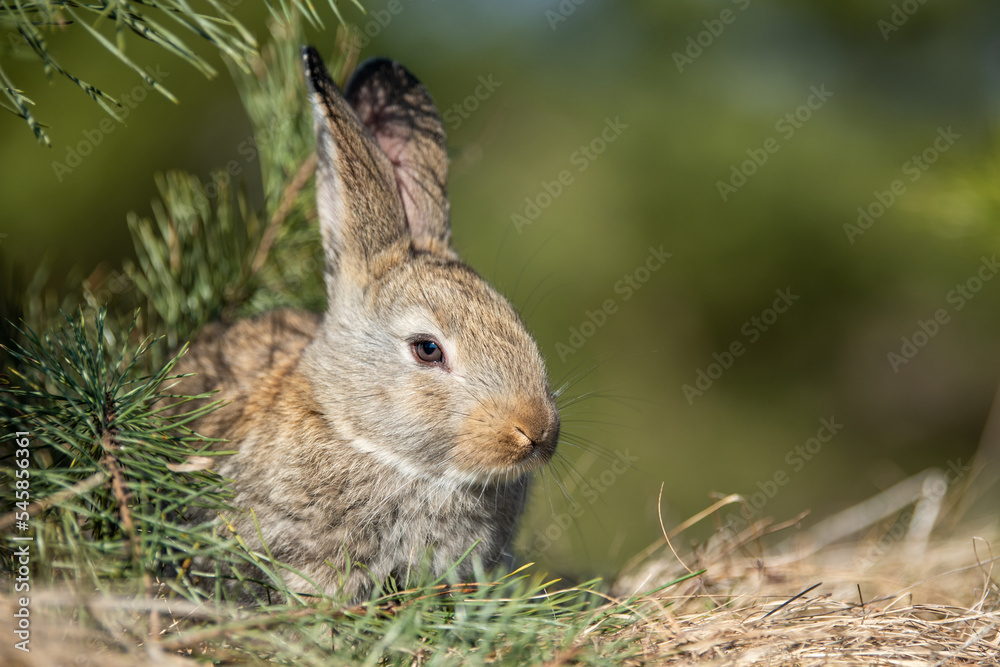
302, 47, 409, 292
345, 58, 452, 256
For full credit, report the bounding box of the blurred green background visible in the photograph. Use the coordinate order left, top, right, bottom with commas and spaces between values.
3, 0, 1000, 580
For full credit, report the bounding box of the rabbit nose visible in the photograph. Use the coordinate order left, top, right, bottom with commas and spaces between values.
513, 425, 533, 448
512, 408, 560, 455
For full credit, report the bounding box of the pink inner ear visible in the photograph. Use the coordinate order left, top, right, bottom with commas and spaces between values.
374, 130, 430, 236
347, 64, 450, 248
362, 114, 448, 245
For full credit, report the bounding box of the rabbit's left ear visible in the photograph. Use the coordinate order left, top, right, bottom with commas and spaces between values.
346, 58, 452, 256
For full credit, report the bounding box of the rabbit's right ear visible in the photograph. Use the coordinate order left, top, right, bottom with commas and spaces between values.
302, 47, 409, 295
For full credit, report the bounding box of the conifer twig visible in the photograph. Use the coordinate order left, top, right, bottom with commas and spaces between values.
250, 151, 318, 277
0, 470, 109, 532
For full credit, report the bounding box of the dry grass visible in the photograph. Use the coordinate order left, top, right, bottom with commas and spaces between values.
611, 493, 1000, 665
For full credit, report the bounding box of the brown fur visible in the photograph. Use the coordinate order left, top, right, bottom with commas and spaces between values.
171, 50, 559, 603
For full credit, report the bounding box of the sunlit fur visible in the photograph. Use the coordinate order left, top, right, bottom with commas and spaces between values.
172, 50, 559, 603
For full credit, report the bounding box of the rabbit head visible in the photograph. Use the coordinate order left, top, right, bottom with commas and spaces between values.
299, 48, 559, 486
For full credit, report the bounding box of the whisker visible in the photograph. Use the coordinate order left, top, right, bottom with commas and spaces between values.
511, 233, 556, 305
522, 276, 568, 326
552, 355, 619, 398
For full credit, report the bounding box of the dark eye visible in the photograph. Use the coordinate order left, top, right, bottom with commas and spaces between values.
413, 339, 444, 364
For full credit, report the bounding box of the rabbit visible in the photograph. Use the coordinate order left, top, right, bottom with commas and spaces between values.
170, 47, 560, 603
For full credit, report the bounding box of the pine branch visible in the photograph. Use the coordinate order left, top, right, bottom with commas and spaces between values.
121, 16, 346, 349
0, 309, 237, 591
0, 469, 107, 532
0, 0, 363, 145
250, 149, 317, 276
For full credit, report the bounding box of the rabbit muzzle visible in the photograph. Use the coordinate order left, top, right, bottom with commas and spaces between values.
451, 394, 559, 479
510, 405, 560, 467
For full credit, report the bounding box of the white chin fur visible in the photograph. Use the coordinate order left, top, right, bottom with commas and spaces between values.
344, 435, 527, 487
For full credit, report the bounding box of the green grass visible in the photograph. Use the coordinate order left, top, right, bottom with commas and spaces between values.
149, 566, 700, 665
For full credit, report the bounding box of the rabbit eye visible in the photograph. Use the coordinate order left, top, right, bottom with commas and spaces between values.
413, 339, 444, 364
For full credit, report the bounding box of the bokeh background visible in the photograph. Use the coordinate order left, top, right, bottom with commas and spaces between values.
3, 0, 1000, 581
